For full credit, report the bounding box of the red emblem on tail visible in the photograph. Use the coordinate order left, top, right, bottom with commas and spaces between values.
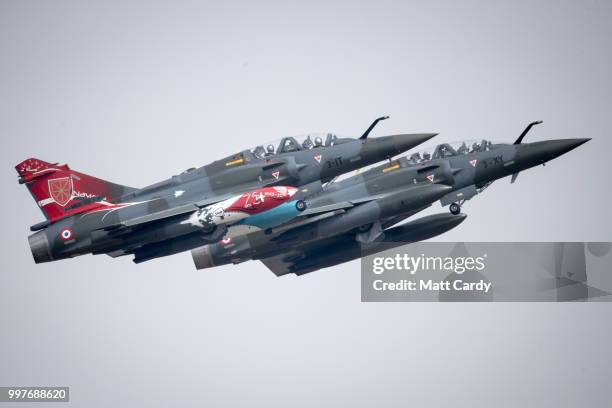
48, 177, 73, 206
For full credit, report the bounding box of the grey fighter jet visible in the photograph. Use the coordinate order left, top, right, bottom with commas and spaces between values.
192, 121, 589, 275
408, 121, 590, 215
18, 117, 436, 264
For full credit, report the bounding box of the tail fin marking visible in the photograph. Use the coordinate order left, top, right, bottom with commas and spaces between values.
15, 158, 136, 223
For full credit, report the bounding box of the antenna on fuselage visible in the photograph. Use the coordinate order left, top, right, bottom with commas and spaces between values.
514, 120, 543, 145
360, 116, 389, 140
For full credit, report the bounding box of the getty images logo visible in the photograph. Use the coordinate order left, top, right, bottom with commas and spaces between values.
372, 253, 487, 275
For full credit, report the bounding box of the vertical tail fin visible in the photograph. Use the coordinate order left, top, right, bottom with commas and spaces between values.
15, 158, 136, 223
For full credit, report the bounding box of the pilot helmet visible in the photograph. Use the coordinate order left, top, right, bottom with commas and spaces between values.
267, 144, 275, 153
303, 136, 313, 148
314, 136, 323, 146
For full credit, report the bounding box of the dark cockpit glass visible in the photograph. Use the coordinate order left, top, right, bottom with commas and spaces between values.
432, 143, 458, 159
407, 139, 496, 164
278, 137, 300, 153
250, 133, 347, 159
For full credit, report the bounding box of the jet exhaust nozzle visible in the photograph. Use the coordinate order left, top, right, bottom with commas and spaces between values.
192, 245, 214, 269
28, 230, 53, 263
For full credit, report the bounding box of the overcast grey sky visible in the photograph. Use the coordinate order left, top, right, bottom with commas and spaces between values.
1, 1, 611, 407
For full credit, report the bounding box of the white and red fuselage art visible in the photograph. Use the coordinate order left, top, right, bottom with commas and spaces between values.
184, 186, 298, 229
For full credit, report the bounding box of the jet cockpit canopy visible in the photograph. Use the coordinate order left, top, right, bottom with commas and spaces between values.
407, 139, 503, 164
250, 133, 350, 159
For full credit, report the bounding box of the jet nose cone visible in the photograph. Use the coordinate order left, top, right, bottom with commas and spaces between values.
547, 138, 591, 158
392, 133, 438, 154
359, 132, 437, 166
539, 138, 591, 161
517, 138, 590, 169
374, 133, 438, 157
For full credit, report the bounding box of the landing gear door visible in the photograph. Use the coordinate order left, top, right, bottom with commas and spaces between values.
440, 184, 478, 206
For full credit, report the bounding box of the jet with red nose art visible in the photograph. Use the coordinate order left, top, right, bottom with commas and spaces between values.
191, 121, 589, 275
18, 117, 436, 264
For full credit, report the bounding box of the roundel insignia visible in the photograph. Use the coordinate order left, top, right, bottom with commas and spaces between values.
60, 228, 73, 241
314, 154, 322, 163
426, 174, 434, 183
272, 171, 280, 180
469, 159, 478, 167
221, 237, 232, 244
